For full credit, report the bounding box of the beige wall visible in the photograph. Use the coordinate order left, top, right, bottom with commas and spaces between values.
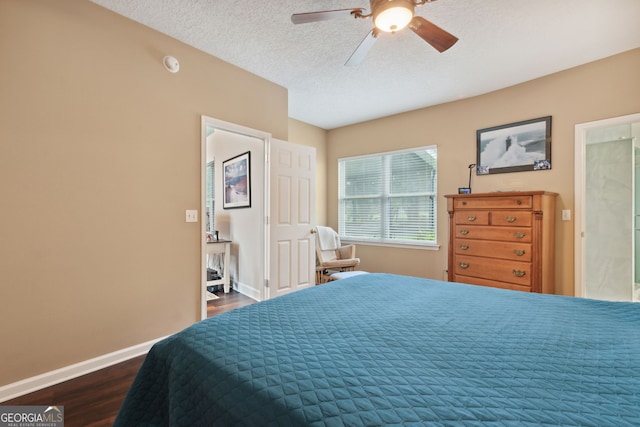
0, 0, 287, 386
327, 48, 640, 296
289, 118, 328, 226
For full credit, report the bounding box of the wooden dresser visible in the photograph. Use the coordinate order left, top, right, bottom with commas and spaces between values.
444, 191, 557, 293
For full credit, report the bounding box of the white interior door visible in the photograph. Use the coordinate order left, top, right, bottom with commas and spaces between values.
268, 139, 316, 299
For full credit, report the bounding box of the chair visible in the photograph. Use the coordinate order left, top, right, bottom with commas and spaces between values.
314, 226, 360, 284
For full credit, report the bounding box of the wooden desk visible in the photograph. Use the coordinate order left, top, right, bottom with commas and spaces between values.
206, 240, 231, 293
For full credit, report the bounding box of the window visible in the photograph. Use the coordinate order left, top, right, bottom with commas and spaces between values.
338, 146, 437, 246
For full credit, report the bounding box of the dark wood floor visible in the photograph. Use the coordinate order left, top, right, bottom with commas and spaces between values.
3, 290, 257, 427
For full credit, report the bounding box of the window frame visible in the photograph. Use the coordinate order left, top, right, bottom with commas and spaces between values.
338, 145, 438, 248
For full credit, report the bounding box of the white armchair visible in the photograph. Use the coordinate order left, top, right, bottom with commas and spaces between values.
314, 226, 360, 283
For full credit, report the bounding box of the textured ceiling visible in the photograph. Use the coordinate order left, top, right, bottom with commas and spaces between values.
89, 0, 640, 129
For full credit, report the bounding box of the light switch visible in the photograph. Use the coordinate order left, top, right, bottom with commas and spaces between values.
186, 210, 198, 223
562, 210, 571, 221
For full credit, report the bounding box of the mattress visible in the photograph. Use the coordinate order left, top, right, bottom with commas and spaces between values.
115, 273, 640, 426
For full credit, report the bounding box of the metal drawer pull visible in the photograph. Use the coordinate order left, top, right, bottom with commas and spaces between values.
514, 249, 526, 256
516, 200, 522, 205
513, 269, 526, 277
459, 245, 469, 250
467, 216, 476, 221
459, 262, 469, 269
505, 216, 516, 223
459, 229, 469, 235
514, 232, 525, 239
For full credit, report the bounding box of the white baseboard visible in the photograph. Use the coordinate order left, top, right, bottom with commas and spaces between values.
235, 280, 262, 301
0, 336, 167, 403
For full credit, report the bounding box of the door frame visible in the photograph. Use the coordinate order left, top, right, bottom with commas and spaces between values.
200, 116, 271, 320
574, 112, 640, 298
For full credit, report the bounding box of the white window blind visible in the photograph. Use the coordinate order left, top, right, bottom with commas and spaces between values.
338, 146, 437, 245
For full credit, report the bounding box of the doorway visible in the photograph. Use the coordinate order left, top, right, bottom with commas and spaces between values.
575, 113, 640, 301
200, 117, 317, 319
200, 116, 270, 320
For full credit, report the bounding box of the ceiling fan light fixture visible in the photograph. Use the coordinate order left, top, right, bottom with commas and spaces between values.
372, 0, 415, 33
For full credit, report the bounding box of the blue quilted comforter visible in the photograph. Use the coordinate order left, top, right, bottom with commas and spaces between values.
115, 274, 640, 426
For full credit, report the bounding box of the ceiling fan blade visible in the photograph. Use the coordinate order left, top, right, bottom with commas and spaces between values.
345, 29, 378, 66
291, 8, 363, 25
408, 16, 458, 52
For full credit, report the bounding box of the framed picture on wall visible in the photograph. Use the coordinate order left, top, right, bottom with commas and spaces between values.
476, 116, 552, 175
223, 151, 251, 209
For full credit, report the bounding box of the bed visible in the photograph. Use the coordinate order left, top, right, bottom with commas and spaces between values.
115, 273, 640, 426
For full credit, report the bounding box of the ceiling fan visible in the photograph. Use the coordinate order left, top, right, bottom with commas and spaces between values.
291, 0, 458, 66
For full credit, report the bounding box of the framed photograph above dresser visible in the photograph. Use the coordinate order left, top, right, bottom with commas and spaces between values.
444, 191, 557, 294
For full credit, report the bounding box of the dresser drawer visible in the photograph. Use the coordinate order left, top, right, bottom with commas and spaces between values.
454, 225, 532, 243
454, 239, 532, 262
454, 211, 489, 225
453, 255, 531, 286
454, 196, 532, 210
453, 274, 532, 292
490, 211, 532, 227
